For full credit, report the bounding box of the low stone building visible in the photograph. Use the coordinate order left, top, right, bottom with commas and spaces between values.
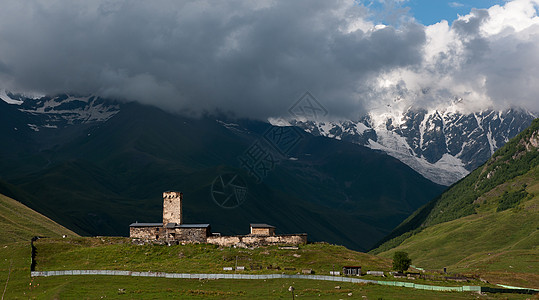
129, 222, 163, 240
250, 224, 275, 236
130, 191, 306, 246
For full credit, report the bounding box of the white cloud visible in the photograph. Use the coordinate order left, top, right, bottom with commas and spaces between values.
481, 0, 539, 34
449, 2, 465, 8
369, 0, 539, 113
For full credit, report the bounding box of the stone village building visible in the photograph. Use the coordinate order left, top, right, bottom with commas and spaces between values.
130, 191, 307, 247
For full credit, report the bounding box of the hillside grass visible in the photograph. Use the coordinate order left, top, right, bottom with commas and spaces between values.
0, 193, 77, 244
33, 238, 392, 275
372, 119, 539, 252
0, 240, 532, 299
376, 169, 539, 288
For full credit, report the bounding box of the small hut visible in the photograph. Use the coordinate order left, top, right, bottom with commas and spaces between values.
342, 266, 362, 276
249, 223, 275, 236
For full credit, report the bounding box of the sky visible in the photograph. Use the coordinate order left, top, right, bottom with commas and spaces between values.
0, 0, 538, 119
371, 0, 507, 25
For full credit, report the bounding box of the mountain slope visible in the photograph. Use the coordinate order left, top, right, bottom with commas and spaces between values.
372, 119, 539, 287
0, 181, 77, 244
0, 99, 444, 251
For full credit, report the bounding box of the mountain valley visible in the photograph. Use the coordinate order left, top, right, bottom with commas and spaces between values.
0, 93, 445, 251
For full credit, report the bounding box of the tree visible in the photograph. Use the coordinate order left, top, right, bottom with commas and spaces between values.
392, 251, 412, 272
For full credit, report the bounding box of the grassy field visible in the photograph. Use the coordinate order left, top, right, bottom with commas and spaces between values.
11, 276, 530, 299
0, 193, 77, 244
1, 240, 536, 299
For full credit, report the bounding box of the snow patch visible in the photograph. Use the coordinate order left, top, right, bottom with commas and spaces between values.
268, 118, 291, 127
355, 122, 369, 134
27, 124, 39, 132
0, 89, 23, 105
319, 122, 334, 137
486, 128, 497, 155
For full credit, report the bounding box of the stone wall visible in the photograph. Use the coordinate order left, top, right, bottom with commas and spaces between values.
207, 235, 241, 246
163, 191, 182, 225
207, 234, 307, 247
131, 226, 209, 243
169, 228, 209, 243
130, 226, 163, 240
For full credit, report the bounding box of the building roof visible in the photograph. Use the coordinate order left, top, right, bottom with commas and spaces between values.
129, 222, 162, 227
177, 224, 211, 228
165, 223, 211, 229
130, 222, 210, 228
250, 223, 275, 228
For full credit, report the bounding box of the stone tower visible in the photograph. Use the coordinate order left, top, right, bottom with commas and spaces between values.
162, 191, 183, 225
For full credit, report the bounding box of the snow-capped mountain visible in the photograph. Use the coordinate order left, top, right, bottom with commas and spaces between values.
0, 90, 119, 130
2, 90, 535, 186
286, 104, 536, 186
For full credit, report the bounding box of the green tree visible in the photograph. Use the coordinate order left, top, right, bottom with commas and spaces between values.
392, 251, 412, 272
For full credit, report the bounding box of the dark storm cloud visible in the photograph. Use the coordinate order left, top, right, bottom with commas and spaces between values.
332, 23, 425, 72
452, 9, 491, 64
0, 0, 426, 119
1, 0, 538, 118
